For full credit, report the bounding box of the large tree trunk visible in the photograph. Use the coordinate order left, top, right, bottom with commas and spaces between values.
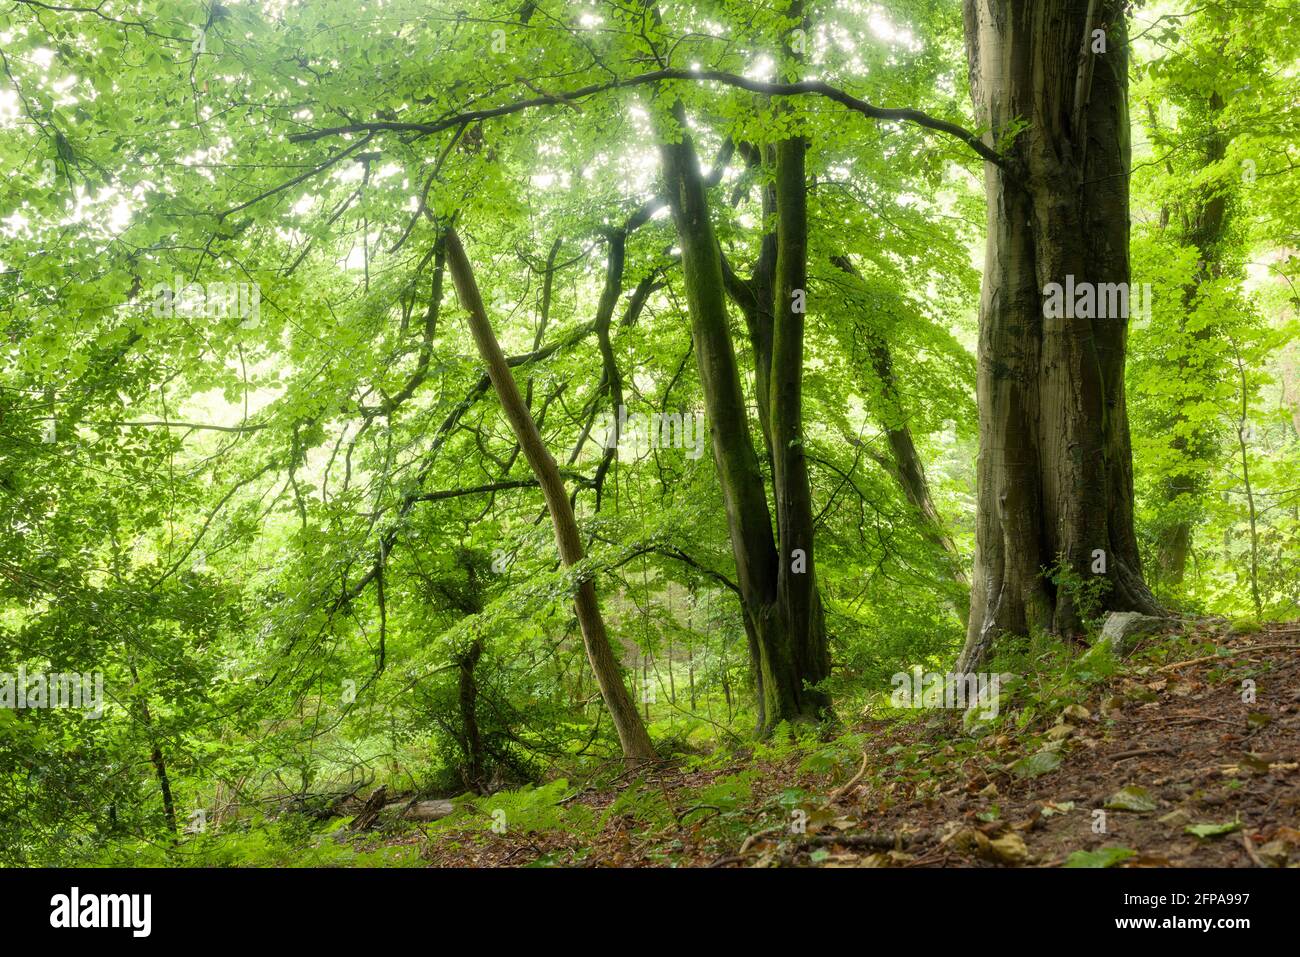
444, 229, 657, 763
958, 0, 1160, 673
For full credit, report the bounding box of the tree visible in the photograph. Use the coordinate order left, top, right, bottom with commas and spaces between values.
958, 0, 1161, 672
443, 229, 656, 763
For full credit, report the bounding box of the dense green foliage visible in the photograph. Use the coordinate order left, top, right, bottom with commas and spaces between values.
0, 0, 1295, 866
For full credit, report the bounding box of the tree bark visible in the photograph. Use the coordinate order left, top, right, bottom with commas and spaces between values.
456, 637, 485, 792
656, 97, 830, 731
444, 229, 657, 763
959, 0, 1160, 672
769, 131, 833, 721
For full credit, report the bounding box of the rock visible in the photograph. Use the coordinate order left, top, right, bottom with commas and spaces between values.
403, 799, 456, 821
962, 672, 1022, 736
1091, 612, 1172, 657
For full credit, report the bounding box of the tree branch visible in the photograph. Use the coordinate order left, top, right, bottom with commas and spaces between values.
288, 70, 1005, 168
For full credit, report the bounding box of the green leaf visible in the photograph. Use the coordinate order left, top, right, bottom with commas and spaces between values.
1065, 847, 1137, 868
1185, 820, 1244, 839
1010, 750, 1061, 779
1104, 786, 1158, 813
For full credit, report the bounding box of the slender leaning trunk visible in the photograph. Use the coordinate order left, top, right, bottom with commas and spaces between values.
444, 229, 656, 763
959, 0, 1160, 672
831, 254, 970, 625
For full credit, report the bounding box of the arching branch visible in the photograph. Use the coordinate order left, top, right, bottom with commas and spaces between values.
288, 70, 1005, 168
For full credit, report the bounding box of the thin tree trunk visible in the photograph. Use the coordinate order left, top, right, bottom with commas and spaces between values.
1155, 90, 1232, 586
444, 229, 656, 763
831, 255, 970, 626
128, 660, 177, 835
656, 98, 830, 731
1231, 342, 1263, 619
647, 1, 833, 732
456, 637, 485, 792
769, 128, 832, 721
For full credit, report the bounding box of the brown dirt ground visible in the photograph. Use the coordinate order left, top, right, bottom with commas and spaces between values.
378, 620, 1300, 868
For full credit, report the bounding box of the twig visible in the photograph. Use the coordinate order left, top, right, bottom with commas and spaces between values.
1112, 747, 1176, 761
827, 752, 869, 802
1157, 655, 1223, 672
1159, 643, 1300, 671
796, 829, 932, 850
1241, 831, 1265, 868
738, 826, 783, 856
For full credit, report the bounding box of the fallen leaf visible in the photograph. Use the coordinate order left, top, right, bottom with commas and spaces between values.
987, 832, 1031, 864
1158, 808, 1192, 827
1105, 785, 1158, 813
1272, 826, 1300, 845
1240, 753, 1270, 774
1011, 750, 1062, 779
1185, 820, 1244, 839
944, 827, 991, 857
1065, 846, 1136, 868
1256, 840, 1289, 867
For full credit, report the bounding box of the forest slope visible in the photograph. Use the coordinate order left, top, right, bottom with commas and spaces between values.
314, 618, 1300, 868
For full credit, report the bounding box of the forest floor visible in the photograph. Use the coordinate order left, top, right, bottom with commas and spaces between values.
348, 619, 1300, 868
